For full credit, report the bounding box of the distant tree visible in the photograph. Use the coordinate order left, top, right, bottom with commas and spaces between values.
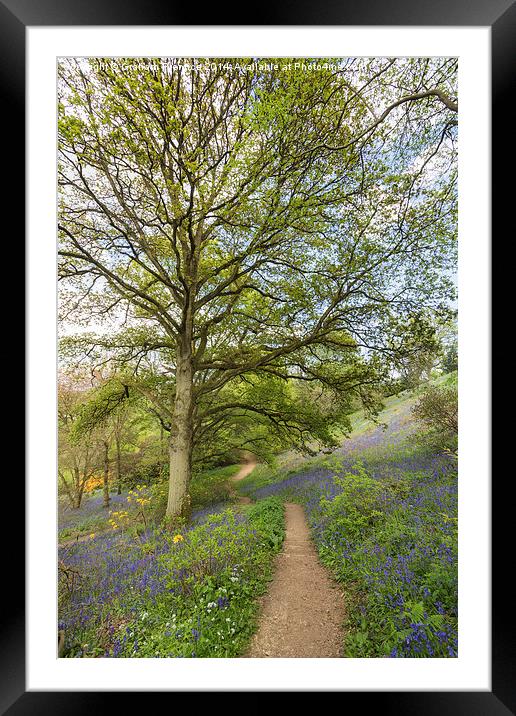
58, 57, 457, 517
112, 406, 130, 494
101, 437, 110, 508
58, 381, 100, 509
388, 314, 442, 390
441, 339, 458, 374
66, 373, 143, 502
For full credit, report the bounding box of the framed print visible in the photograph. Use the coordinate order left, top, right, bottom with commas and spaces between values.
4, 0, 508, 712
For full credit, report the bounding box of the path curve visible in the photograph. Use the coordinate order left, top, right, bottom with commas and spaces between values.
245, 502, 345, 657
230, 457, 257, 505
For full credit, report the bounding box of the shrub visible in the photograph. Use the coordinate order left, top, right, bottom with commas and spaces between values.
318, 462, 388, 542
412, 385, 458, 446
246, 497, 285, 549
189, 464, 238, 508
125, 457, 167, 487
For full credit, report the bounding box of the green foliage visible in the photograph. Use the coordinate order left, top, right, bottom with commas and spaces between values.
390, 314, 443, 390
319, 462, 394, 542
125, 455, 167, 488
412, 383, 458, 446
441, 341, 458, 374
190, 465, 240, 507
245, 497, 285, 550
195, 370, 365, 466
69, 378, 130, 441
61, 498, 285, 658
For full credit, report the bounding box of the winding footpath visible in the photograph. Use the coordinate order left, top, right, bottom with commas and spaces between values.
245, 502, 345, 657
232, 462, 346, 657
229, 459, 256, 505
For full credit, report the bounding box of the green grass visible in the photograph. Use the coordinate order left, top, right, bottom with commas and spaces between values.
58, 514, 108, 541
190, 463, 240, 507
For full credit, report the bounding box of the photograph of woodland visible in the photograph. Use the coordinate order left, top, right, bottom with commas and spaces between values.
57, 57, 458, 658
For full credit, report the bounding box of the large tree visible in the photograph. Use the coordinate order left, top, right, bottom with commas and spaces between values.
58, 57, 457, 517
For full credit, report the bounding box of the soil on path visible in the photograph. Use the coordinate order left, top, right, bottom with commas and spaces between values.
245, 502, 345, 657
230, 457, 257, 505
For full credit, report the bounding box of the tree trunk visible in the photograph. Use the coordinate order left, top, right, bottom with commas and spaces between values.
166, 347, 194, 519
115, 433, 122, 495
72, 467, 82, 509
103, 441, 110, 508
160, 424, 166, 461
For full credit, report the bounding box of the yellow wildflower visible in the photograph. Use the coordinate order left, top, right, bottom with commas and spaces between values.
173, 534, 184, 543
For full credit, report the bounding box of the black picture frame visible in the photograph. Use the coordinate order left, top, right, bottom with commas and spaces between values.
6, 0, 508, 712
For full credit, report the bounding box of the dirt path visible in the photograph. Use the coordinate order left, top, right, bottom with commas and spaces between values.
245, 502, 345, 657
230, 457, 257, 505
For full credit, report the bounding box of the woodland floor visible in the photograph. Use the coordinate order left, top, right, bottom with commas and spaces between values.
58, 377, 457, 659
